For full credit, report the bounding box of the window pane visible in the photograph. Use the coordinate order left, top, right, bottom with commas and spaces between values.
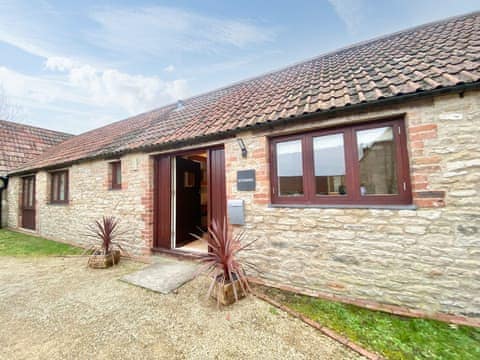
59, 173, 65, 201
314, 134, 346, 195
28, 180, 34, 207
357, 127, 398, 195
276, 140, 303, 196
23, 180, 28, 206
115, 164, 121, 185
52, 175, 58, 201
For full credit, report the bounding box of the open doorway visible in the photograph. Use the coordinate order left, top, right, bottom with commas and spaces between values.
153, 146, 226, 254
173, 151, 208, 253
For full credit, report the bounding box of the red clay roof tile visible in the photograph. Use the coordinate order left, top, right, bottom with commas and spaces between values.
11, 11, 480, 174
0, 120, 72, 175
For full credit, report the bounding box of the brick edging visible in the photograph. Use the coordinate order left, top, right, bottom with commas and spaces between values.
253, 291, 383, 360
249, 278, 480, 328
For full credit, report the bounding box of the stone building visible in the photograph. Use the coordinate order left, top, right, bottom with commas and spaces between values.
0, 120, 71, 227
6, 13, 480, 319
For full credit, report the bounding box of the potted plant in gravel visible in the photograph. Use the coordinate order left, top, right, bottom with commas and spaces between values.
85, 216, 127, 269
192, 218, 257, 306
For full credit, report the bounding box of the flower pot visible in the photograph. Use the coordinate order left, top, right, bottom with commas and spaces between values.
212, 278, 247, 305
88, 250, 121, 269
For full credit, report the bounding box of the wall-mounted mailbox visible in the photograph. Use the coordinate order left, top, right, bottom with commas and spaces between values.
228, 199, 245, 225
237, 169, 256, 191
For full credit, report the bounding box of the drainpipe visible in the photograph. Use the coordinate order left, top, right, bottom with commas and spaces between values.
0, 176, 8, 229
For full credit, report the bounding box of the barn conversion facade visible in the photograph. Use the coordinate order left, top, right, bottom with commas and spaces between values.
0, 120, 71, 228
6, 13, 480, 318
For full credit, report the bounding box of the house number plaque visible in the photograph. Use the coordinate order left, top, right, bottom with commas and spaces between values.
237, 170, 256, 191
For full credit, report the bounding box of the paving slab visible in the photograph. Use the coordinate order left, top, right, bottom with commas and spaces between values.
121, 256, 199, 294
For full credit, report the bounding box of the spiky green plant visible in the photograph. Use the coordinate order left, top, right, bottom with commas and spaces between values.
192, 218, 258, 304
85, 216, 128, 260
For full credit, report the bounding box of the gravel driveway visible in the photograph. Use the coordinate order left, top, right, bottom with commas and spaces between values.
0, 257, 361, 360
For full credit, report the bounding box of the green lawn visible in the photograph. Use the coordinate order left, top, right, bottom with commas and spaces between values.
262, 287, 480, 360
0, 229, 83, 256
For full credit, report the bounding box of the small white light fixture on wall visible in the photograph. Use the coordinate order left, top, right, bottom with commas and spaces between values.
237, 138, 247, 158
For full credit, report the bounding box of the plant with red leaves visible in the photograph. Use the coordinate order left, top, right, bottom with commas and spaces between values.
192, 217, 258, 304
85, 216, 127, 258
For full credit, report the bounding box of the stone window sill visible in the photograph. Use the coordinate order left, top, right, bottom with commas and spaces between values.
269, 204, 417, 210
48, 202, 70, 206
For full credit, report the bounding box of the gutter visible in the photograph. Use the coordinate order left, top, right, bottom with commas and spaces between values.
8, 81, 480, 176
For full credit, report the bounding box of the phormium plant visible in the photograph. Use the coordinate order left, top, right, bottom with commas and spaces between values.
192, 217, 258, 304
85, 216, 127, 260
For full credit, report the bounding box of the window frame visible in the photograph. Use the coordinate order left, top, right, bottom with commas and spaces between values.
270, 118, 412, 206
50, 170, 69, 204
110, 161, 122, 190
21, 175, 35, 210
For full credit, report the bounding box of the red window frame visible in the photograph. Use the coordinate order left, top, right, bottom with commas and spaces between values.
50, 170, 69, 204
270, 118, 412, 206
111, 161, 122, 190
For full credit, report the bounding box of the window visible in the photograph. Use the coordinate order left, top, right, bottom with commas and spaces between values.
270, 119, 411, 205
50, 170, 68, 203
314, 133, 346, 196
111, 161, 122, 189
357, 126, 397, 196
22, 176, 35, 208
276, 139, 304, 196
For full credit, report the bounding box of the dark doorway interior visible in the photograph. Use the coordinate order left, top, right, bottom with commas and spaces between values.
175, 153, 207, 250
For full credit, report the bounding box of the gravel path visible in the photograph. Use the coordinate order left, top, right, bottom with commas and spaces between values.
0, 257, 361, 360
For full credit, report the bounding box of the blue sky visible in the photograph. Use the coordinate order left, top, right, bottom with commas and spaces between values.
0, 0, 478, 134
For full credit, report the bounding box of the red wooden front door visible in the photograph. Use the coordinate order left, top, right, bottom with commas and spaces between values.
153, 155, 172, 249
21, 176, 35, 230
208, 147, 226, 229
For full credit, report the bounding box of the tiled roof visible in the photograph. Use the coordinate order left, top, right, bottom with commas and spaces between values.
12, 12, 480, 174
0, 120, 72, 175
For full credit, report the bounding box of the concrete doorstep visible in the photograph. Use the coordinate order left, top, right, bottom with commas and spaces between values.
121, 256, 199, 294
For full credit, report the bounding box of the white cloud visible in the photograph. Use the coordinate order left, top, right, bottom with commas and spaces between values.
0, 2, 68, 59
67, 63, 189, 113
164, 65, 175, 73
1, 60, 189, 115
87, 6, 276, 55
44, 56, 76, 72
0, 66, 74, 104
0, 60, 189, 133
327, 0, 367, 33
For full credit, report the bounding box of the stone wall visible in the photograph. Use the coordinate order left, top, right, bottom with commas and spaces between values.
224, 90, 480, 317
7, 153, 154, 254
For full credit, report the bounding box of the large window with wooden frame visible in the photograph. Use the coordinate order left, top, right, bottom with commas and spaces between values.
50, 170, 69, 204
270, 119, 412, 205
110, 161, 122, 190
